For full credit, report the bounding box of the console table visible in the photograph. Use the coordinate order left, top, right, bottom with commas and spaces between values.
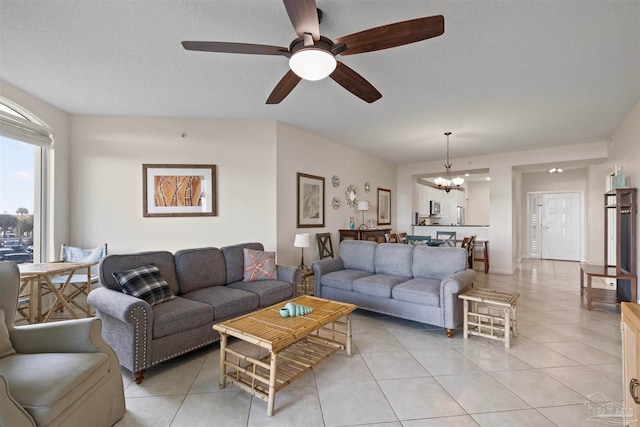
339, 228, 391, 242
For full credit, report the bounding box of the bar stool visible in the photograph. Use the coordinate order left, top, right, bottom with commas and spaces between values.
473, 240, 489, 273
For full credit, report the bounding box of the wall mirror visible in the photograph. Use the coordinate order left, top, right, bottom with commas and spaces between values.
345, 184, 359, 208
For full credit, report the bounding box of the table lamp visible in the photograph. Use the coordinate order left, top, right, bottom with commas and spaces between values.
294, 233, 311, 272
357, 201, 369, 229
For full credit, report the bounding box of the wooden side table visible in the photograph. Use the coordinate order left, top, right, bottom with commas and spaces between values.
580, 263, 637, 310
459, 287, 519, 349
295, 269, 315, 296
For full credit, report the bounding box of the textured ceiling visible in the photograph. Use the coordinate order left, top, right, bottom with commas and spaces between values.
1, 0, 638, 164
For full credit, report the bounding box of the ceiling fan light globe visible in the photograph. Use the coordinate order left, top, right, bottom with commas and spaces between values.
289, 48, 337, 81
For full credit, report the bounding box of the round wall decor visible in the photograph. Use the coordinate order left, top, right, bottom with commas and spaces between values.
345, 184, 359, 208
332, 196, 340, 209
331, 175, 340, 187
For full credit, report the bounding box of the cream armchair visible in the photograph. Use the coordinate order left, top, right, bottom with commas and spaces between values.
0, 261, 125, 427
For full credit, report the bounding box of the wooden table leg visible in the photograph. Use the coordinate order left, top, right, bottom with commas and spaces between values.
219, 333, 227, 389
587, 274, 593, 310
267, 351, 278, 416
463, 299, 469, 339
346, 314, 352, 357
580, 267, 585, 296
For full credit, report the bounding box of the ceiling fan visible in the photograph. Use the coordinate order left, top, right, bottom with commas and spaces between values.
181, 0, 444, 104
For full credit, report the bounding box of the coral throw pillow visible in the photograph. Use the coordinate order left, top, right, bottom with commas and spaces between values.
243, 248, 277, 282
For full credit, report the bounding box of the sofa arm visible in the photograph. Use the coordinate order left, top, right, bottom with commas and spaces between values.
11, 318, 106, 354
276, 264, 298, 284
87, 287, 153, 374
0, 374, 36, 427
440, 269, 477, 330
440, 269, 476, 296
312, 258, 345, 296
88, 287, 152, 324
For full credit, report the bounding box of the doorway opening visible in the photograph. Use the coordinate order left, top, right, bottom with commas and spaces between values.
527, 191, 584, 261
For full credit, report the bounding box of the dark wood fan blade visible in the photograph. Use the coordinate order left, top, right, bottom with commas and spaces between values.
283, 0, 320, 40
335, 15, 444, 56
182, 41, 290, 57
330, 62, 382, 103
266, 70, 302, 104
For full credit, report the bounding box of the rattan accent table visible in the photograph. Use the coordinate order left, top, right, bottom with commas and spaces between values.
213, 295, 357, 416
459, 287, 519, 349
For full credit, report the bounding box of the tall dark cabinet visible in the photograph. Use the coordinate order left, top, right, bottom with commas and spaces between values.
580, 187, 637, 309
605, 188, 637, 302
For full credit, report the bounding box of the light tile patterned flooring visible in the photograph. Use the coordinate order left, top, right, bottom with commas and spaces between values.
114, 260, 625, 427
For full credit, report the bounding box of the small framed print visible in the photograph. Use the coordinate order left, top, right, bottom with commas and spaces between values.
297, 172, 325, 228
143, 164, 217, 217
377, 188, 391, 225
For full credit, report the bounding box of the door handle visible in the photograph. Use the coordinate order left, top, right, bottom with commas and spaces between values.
630, 378, 640, 404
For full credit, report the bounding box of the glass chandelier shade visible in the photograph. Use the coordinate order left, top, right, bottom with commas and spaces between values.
434, 132, 464, 193
289, 48, 337, 81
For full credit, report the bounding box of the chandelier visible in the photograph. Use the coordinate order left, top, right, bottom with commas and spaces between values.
434, 132, 464, 193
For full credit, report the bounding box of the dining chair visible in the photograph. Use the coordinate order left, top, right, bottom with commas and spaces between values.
396, 232, 407, 244
436, 231, 457, 247
48, 243, 108, 317
316, 233, 334, 260
461, 235, 476, 268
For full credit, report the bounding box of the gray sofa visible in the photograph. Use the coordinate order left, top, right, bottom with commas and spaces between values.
87, 242, 296, 384
312, 240, 476, 337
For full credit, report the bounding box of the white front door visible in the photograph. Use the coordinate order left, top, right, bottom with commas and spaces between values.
528, 192, 582, 261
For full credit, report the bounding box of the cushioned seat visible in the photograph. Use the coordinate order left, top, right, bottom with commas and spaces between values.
392, 278, 441, 307
353, 274, 411, 298
320, 269, 373, 292
182, 285, 259, 320
0, 353, 109, 425
227, 280, 294, 307
151, 296, 213, 339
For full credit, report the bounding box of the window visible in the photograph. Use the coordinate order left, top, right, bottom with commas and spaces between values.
0, 97, 53, 262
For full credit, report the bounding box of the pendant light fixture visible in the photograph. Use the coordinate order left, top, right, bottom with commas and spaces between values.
434, 132, 464, 193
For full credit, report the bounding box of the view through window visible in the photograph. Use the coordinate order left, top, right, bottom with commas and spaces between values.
0, 97, 52, 263
0, 137, 37, 263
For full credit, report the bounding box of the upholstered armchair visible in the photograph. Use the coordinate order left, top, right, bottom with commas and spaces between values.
0, 261, 125, 427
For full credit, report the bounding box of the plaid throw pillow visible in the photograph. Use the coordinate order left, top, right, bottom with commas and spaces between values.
243, 248, 277, 282
113, 264, 175, 306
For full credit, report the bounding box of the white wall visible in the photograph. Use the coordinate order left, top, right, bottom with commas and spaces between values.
397, 141, 609, 274
467, 180, 490, 226
69, 116, 279, 254
276, 123, 397, 266
0, 80, 70, 261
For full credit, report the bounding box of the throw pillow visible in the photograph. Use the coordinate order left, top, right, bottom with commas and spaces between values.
113, 264, 175, 306
243, 248, 277, 282
0, 309, 16, 358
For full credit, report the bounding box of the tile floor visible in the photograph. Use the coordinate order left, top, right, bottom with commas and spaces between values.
114, 260, 626, 427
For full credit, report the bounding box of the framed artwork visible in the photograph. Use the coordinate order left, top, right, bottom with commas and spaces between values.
377, 188, 391, 225
297, 172, 325, 228
143, 164, 217, 217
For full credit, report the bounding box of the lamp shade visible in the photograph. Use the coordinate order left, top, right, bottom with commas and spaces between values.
357, 201, 370, 211
294, 233, 310, 248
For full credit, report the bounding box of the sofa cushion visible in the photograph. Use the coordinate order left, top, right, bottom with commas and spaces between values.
0, 309, 15, 358
182, 286, 259, 320
375, 243, 413, 277
243, 248, 277, 281
0, 352, 109, 426
320, 269, 373, 292
221, 243, 264, 284
339, 240, 377, 272
99, 251, 179, 294
392, 278, 441, 307
113, 264, 176, 306
353, 274, 410, 298
228, 280, 293, 307
151, 296, 213, 339
174, 247, 227, 294
412, 246, 467, 280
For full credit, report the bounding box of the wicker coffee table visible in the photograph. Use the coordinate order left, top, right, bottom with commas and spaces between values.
213, 295, 357, 416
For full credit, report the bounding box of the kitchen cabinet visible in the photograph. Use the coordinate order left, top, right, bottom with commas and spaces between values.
622, 302, 640, 426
